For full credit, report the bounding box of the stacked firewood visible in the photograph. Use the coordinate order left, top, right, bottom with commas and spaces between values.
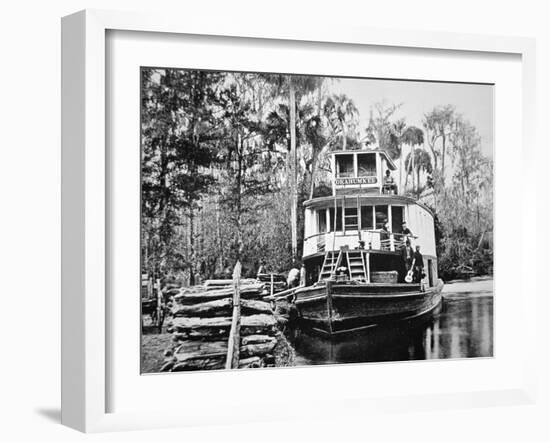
161, 281, 281, 372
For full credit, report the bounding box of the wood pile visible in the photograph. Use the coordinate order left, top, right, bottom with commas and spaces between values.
161, 278, 281, 372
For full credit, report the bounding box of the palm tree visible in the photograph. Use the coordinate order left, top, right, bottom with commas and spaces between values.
401, 126, 424, 193
390, 119, 407, 194
405, 148, 432, 197
324, 94, 359, 151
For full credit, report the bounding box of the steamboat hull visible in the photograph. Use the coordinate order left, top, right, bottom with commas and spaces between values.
294, 280, 444, 336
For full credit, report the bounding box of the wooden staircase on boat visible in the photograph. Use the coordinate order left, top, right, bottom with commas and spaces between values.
318, 249, 370, 283
346, 250, 368, 281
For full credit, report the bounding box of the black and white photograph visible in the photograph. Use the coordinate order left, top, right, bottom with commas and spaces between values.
140, 68, 494, 373
5, 0, 550, 439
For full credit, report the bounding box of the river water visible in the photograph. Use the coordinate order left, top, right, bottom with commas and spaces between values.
289, 277, 493, 365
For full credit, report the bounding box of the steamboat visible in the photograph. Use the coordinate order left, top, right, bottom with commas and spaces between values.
294, 148, 443, 336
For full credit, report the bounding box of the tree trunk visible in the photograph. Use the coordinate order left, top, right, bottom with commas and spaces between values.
188, 206, 195, 286
342, 121, 347, 151
411, 148, 416, 195
416, 167, 421, 198
441, 134, 446, 185
309, 85, 324, 200
289, 78, 298, 260
309, 149, 318, 200
404, 147, 412, 192
399, 145, 404, 194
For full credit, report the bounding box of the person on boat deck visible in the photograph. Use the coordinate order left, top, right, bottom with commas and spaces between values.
380, 221, 390, 248
412, 245, 425, 283
383, 170, 397, 194
400, 239, 414, 281
299, 263, 306, 287
400, 221, 414, 245
287, 266, 301, 288
401, 221, 413, 237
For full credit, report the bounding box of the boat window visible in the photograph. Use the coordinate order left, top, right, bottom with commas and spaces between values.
360, 205, 373, 230
344, 207, 358, 230
357, 153, 376, 177
335, 154, 354, 178
328, 206, 343, 231
391, 206, 404, 233
317, 209, 327, 233
375, 205, 388, 229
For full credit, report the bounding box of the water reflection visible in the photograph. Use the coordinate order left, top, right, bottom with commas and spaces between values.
289, 294, 493, 365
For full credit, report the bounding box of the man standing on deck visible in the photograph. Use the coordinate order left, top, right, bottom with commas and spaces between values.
412, 245, 425, 283
401, 221, 413, 237
400, 239, 414, 281
400, 221, 414, 246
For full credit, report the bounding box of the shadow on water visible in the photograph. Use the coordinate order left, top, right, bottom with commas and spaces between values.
288, 295, 493, 365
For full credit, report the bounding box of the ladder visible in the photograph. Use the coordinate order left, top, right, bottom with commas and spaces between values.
319, 250, 368, 282
346, 250, 368, 281
318, 250, 342, 282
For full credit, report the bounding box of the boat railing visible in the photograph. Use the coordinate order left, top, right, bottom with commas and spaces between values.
304, 230, 418, 255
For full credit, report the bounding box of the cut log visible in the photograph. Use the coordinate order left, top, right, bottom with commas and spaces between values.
171, 298, 273, 318
172, 341, 228, 361
174, 284, 265, 304
169, 338, 276, 362
241, 334, 277, 345
170, 315, 278, 341
241, 299, 273, 315
205, 278, 257, 289
171, 357, 226, 371
240, 341, 277, 358
172, 297, 232, 317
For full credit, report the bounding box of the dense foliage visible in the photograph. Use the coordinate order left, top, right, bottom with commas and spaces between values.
141, 69, 493, 284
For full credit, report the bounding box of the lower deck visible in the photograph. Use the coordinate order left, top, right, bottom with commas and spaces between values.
302, 248, 438, 288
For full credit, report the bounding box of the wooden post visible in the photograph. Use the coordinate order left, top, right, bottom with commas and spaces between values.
325, 281, 334, 335
331, 198, 337, 276
342, 195, 346, 235
356, 195, 361, 242
366, 252, 370, 283
225, 261, 242, 369
270, 273, 274, 297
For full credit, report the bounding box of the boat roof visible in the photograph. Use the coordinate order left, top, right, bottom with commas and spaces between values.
330, 148, 397, 171
303, 194, 434, 217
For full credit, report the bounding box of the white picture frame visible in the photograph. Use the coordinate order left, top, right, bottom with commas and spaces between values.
61, 9, 537, 433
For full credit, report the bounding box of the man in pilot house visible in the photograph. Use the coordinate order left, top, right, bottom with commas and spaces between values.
383, 169, 397, 194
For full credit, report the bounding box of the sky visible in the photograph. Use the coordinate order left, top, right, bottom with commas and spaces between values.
328, 77, 494, 159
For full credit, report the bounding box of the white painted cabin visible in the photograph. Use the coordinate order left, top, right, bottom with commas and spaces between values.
301, 149, 438, 286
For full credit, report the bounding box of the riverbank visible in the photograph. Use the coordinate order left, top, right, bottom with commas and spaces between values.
442, 275, 493, 297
